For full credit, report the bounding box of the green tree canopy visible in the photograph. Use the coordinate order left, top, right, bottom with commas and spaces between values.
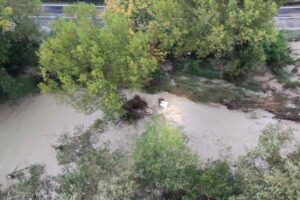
0, 0, 41, 100
39, 3, 157, 120
107, 0, 286, 78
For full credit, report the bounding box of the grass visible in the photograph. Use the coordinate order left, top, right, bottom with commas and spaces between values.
284, 80, 300, 89
236, 80, 262, 92
170, 75, 248, 104
174, 58, 222, 80
273, 68, 292, 82
282, 30, 300, 42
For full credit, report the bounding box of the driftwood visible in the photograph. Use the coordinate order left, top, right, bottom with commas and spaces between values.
7, 167, 31, 179
123, 95, 150, 121
223, 97, 300, 122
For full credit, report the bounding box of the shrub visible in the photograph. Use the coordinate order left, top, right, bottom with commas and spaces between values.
59, 149, 123, 200
0, 165, 55, 200
2, 121, 300, 200
144, 68, 171, 94
175, 58, 222, 80
283, 80, 300, 89
133, 118, 199, 198
197, 161, 241, 200
282, 30, 300, 41
264, 32, 294, 72
232, 125, 300, 200
0, 68, 36, 100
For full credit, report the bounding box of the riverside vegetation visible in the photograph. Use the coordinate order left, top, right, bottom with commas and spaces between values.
1, 0, 300, 199
0, 118, 299, 200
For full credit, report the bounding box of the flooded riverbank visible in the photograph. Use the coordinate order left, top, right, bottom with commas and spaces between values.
0, 94, 100, 188
0, 92, 300, 188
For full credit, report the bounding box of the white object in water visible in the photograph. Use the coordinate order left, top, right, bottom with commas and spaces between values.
159, 100, 169, 110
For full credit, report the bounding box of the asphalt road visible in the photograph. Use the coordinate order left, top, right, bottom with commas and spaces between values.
40, 4, 300, 30
276, 6, 300, 30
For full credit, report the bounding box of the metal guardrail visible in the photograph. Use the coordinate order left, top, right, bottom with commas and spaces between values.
38, 4, 300, 30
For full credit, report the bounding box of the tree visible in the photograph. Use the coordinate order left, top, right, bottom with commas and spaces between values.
0, 0, 41, 100
39, 3, 157, 120
107, 0, 287, 78
0, 0, 12, 31
2, 0, 42, 70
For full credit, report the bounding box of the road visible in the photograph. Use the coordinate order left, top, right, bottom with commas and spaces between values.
38, 4, 300, 30
276, 6, 300, 30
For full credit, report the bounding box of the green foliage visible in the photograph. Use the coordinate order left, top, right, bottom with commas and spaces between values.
1, 0, 42, 70
0, 0, 41, 100
232, 125, 300, 200
0, 2, 12, 31
175, 58, 222, 80
0, 165, 55, 200
284, 80, 300, 89
172, 75, 247, 104
2, 120, 300, 200
143, 68, 171, 93
273, 67, 292, 82
39, 3, 157, 120
133, 118, 199, 197
264, 32, 294, 72
282, 30, 300, 41
197, 161, 241, 200
0, 68, 36, 100
55, 126, 134, 200
59, 148, 123, 200
108, 0, 288, 78
42, 0, 103, 3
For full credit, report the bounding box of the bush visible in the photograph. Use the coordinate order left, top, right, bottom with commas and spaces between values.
0, 68, 36, 100
283, 80, 300, 89
0, 165, 55, 200
282, 30, 300, 41
264, 32, 294, 72
144, 68, 171, 94
133, 118, 199, 198
197, 161, 241, 200
59, 149, 123, 200
233, 125, 300, 200
175, 58, 222, 80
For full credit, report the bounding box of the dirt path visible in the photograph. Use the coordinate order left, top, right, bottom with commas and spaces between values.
0, 94, 100, 188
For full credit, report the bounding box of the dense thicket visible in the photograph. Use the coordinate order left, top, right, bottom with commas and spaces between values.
107, 0, 291, 79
